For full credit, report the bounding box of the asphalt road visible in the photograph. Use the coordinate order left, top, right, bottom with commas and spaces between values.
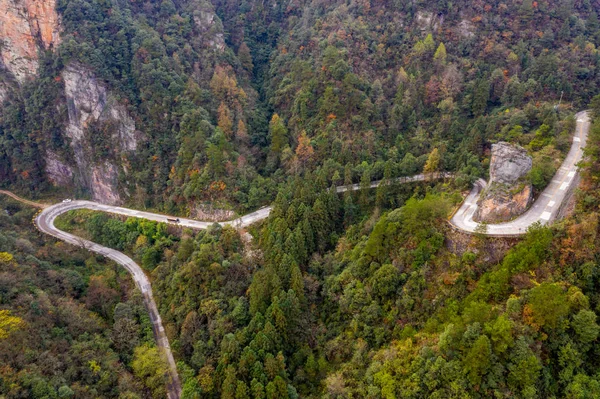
450, 110, 589, 236
12, 111, 588, 397
35, 203, 182, 399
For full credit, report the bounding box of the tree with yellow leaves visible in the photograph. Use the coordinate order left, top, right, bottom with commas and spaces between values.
0, 252, 13, 264
423, 147, 441, 178
0, 310, 24, 339
218, 102, 234, 139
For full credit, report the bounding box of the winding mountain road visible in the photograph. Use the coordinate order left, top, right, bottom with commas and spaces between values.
1, 111, 589, 399
450, 111, 589, 236
35, 202, 182, 399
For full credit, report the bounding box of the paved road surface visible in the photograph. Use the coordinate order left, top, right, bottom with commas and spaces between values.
450, 111, 589, 236
35, 203, 182, 399
37, 172, 454, 232
2, 111, 588, 398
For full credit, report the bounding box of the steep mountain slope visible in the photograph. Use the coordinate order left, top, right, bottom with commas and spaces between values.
0, 0, 266, 212
4, 1, 600, 398
2, 0, 599, 213
0, 0, 60, 83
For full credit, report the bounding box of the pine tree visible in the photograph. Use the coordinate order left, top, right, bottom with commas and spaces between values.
238, 42, 254, 73
236, 119, 249, 143
218, 102, 234, 139
269, 114, 288, 157
295, 130, 314, 168
359, 167, 371, 207
424, 33, 435, 53
221, 366, 238, 399
434, 42, 447, 64
289, 264, 304, 301
423, 148, 441, 179
472, 79, 490, 116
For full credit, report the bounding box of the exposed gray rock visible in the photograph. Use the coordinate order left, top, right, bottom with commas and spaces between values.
90, 162, 121, 205
192, 1, 225, 51
192, 203, 235, 222
457, 19, 475, 38
0, 83, 7, 104
45, 150, 74, 186
415, 10, 443, 32
52, 63, 141, 204
488, 142, 532, 185
0, 59, 16, 104
475, 142, 533, 223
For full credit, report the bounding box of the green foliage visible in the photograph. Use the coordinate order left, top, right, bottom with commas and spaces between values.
5, 1, 600, 398
0, 197, 153, 397
572, 309, 600, 344
132, 344, 168, 398
525, 283, 570, 331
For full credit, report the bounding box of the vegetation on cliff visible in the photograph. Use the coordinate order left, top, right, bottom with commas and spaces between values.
3, 0, 600, 398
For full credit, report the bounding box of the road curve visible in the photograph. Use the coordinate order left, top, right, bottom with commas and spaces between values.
4, 172, 446, 399
35, 202, 182, 399
450, 111, 590, 236
2, 111, 588, 397
32, 173, 454, 232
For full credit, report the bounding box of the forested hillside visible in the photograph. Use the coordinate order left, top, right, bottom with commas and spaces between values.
0, 197, 170, 397
1, 0, 599, 213
45, 109, 600, 398
3, 0, 600, 398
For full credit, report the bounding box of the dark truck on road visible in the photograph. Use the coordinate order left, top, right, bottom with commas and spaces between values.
166, 218, 180, 223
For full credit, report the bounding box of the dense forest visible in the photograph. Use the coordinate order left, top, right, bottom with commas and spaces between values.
40, 104, 600, 399
3, 0, 600, 398
0, 196, 171, 397
1, 0, 599, 212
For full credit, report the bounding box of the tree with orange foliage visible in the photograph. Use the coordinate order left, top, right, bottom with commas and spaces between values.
218, 102, 234, 139
295, 130, 314, 167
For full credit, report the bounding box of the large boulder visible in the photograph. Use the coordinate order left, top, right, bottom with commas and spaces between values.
475, 142, 533, 223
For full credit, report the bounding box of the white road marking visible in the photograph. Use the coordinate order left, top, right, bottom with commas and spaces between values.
568, 171, 575, 178
560, 182, 568, 190
541, 211, 552, 221
548, 201, 555, 207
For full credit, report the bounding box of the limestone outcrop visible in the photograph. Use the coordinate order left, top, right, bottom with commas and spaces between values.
192, 0, 226, 51
475, 142, 533, 223
48, 63, 140, 204
0, 0, 60, 82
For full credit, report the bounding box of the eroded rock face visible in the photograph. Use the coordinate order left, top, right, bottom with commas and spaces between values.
45, 151, 74, 186
475, 142, 533, 223
488, 142, 533, 185
415, 11, 443, 32
192, 1, 225, 51
90, 163, 121, 205
52, 63, 140, 204
0, 0, 60, 82
0, 83, 8, 104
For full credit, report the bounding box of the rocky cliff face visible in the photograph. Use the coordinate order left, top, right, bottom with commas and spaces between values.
192, 0, 226, 51
0, 0, 60, 83
475, 142, 533, 223
48, 63, 140, 204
